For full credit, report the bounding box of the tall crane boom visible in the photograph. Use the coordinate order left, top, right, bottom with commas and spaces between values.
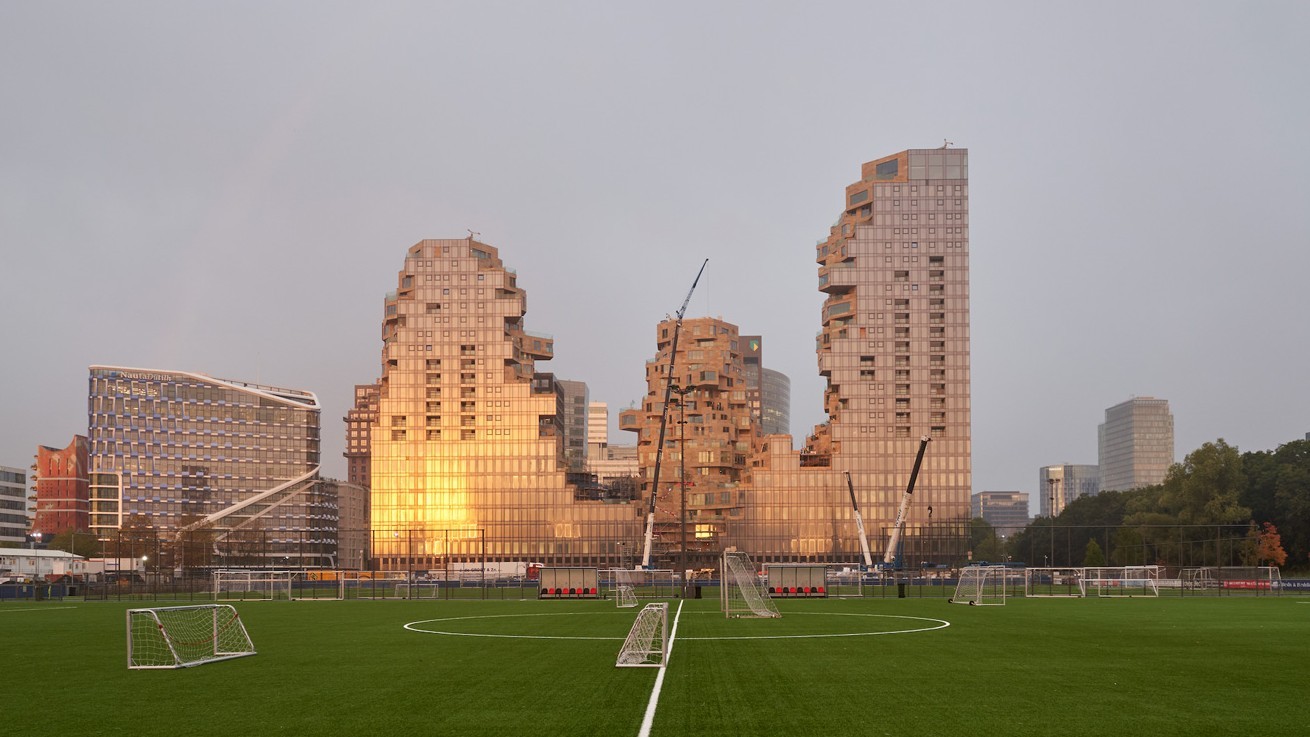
641, 259, 709, 569
845, 472, 874, 570
882, 436, 931, 568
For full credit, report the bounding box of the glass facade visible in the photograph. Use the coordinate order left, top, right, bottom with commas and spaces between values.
1098, 397, 1174, 492
368, 238, 640, 571
724, 148, 972, 565
85, 366, 331, 568
0, 465, 27, 545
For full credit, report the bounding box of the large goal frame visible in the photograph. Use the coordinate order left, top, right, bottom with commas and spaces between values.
950, 564, 1009, 605
1084, 566, 1160, 597
1023, 567, 1086, 598
213, 569, 294, 601
127, 604, 256, 669
615, 602, 669, 668
720, 550, 780, 618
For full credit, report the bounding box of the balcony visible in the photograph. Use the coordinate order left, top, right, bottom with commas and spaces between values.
818, 263, 857, 294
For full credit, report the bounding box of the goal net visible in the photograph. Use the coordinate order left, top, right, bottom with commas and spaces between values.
720, 551, 780, 618
1084, 566, 1160, 597
616, 602, 669, 668
127, 604, 256, 669
613, 569, 642, 608
1024, 567, 1086, 597
950, 565, 1008, 605
213, 570, 293, 601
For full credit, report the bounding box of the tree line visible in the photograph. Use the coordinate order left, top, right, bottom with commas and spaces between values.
973, 438, 1309, 571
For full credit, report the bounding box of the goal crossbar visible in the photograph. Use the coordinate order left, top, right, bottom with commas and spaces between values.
616, 602, 669, 668
127, 604, 256, 669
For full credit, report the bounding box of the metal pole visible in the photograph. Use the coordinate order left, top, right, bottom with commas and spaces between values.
679, 391, 687, 597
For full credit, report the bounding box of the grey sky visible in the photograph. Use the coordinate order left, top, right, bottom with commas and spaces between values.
3, 2, 1308, 514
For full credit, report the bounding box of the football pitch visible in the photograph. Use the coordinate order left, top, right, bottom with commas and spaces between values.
3, 594, 1307, 736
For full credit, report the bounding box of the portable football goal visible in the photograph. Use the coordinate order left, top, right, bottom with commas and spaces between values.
1024, 567, 1086, 597
1084, 566, 1160, 597
127, 604, 256, 669
615, 602, 669, 668
950, 564, 1009, 605
721, 550, 780, 618
213, 569, 294, 601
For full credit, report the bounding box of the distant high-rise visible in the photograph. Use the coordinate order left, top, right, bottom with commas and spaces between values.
344, 383, 379, 489
741, 335, 791, 438
1038, 464, 1100, 516
557, 380, 590, 471
368, 238, 638, 569
0, 465, 26, 545
86, 366, 332, 568
33, 436, 89, 536
971, 491, 1029, 536
1098, 397, 1174, 491
586, 401, 609, 457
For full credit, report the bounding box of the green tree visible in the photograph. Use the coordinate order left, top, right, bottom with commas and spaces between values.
47, 529, 101, 557
1083, 538, 1106, 567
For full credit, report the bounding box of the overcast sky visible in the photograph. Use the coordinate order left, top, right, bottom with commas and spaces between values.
3, 2, 1307, 513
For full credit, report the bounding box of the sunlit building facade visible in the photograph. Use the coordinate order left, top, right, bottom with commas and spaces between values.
85, 366, 332, 568
33, 436, 89, 537
727, 148, 972, 565
620, 316, 756, 567
368, 238, 640, 570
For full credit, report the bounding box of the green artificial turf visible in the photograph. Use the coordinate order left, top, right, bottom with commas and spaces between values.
2, 595, 1306, 736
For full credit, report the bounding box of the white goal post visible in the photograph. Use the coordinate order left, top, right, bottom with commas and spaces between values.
616, 602, 669, 668
214, 569, 294, 601
721, 550, 780, 618
951, 564, 1009, 605
1024, 567, 1086, 598
127, 604, 256, 669
1084, 566, 1160, 597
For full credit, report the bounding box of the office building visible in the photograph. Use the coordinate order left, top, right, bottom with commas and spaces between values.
33, 436, 90, 537
1098, 397, 1174, 491
1038, 464, 1101, 516
971, 491, 1030, 536
557, 379, 589, 471
86, 366, 333, 569
0, 465, 27, 545
367, 237, 639, 570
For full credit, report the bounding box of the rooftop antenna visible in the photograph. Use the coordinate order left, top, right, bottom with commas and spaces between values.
467, 229, 481, 241
940, 139, 954, 149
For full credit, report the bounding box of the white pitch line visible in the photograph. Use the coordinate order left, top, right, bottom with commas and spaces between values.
0, 606, 78, 614
637, 600, 684, 737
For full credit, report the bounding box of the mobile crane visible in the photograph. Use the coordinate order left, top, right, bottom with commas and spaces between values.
640, 259, 709, 570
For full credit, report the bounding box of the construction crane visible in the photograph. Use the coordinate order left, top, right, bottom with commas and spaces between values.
640, 258, 709, 569
882, 436, 931, 569
845, 472, 874, 570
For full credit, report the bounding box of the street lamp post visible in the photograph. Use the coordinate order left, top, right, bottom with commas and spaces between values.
669, 383, 692, 597
1046, 477, 1058, 567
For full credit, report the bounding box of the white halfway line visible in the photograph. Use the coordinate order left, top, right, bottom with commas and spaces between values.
637, 599, 684, 737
